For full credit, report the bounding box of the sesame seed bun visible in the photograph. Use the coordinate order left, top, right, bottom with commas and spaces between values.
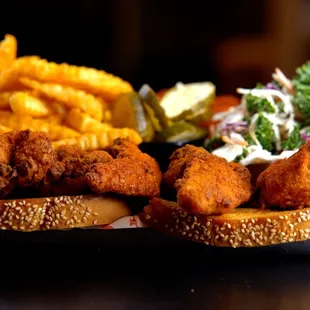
141, 198, 310, 247
0, 194, 131, 232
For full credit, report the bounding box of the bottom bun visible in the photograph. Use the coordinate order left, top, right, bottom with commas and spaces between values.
141, 198, 310, 247
0, 194, 131, 232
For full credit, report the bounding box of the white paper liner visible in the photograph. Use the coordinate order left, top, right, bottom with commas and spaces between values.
97, 215, 147, 230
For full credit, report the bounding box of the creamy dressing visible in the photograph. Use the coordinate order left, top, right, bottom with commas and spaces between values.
212, 144, 244, 162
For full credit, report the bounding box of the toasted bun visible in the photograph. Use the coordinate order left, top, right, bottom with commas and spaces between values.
141, 198, 310, 247
0, 194, 131, 232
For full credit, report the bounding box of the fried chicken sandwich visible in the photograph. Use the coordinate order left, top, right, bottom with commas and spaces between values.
0, 129, 162, 232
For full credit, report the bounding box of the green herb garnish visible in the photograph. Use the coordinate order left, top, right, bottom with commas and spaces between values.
255, 113, 275, 152
246, 94, 276, 115
256, 82, 265, 89
282, 125, 305, 150
204, 137, 224, 152
234, 148, 249, 163
292, 61, 310, 118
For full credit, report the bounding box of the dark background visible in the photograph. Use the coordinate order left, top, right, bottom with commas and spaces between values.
1, 1, 310, 309
1, 0, 309, 94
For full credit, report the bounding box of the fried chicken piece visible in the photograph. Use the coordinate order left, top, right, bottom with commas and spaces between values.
39, 145, 113, 196
86, 138, 162, 197
164, 145, 253, 215
14, 130, 55, 187
164, 145, 211, 189
257, 142, 310, 209
0, 131, 16, 192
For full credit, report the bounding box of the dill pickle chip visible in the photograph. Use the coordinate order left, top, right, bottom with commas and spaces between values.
143, 103, 162, 132
156, 121, 208, 143
111, 92, 154, 142
160, 82, 215, 123
139, 84, 170, 129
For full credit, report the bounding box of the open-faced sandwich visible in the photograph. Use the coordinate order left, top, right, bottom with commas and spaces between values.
141, 61, 310, 247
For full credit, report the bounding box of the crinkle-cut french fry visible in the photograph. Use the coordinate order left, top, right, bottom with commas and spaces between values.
9, 91, 51, 117
0, 34, 17, 71
49, 101, 68, 116
52, 128, 142, 151
66, 108, 111, 133
0, 92, 13, 109
5, 56, 133, 101
0, 111, 79, 140
103, 110, 112, 123
37, 114, 64, 125
0, 124, 11, 134
0, 56, 40, 92
19, 77, 104, 121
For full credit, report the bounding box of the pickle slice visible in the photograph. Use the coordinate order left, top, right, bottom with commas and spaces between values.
111, 92, 154, 142
139, 84, 170, 129
143, 103, 162, 132
156, 121, 208, 143
160, 82, 215, 123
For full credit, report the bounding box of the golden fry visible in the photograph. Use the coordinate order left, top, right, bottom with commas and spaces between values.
52, 128, 142, 151
9, 91, 51, 117
0, 56, 40, 91
66, 108, 111, 133
19, 77, 104, 121
0, 34, 17, 71
0, 92, 13, 109
1, 56, 133, 101
49, 101, 67, 116
0, 124, 11, 134
0, 111, 79, 140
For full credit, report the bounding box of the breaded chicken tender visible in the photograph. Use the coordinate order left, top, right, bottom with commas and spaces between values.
86, 138, 162, 198
14, 130, 55, 187
41, 145, 113, 196
164, 145, 253, 215
257, 142, 310, 209
0, 131, 16, 192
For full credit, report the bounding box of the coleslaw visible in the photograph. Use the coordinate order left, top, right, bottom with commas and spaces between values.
204, 62, 310, 165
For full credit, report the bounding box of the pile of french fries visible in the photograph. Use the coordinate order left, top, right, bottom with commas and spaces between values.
0, 34, 142, 150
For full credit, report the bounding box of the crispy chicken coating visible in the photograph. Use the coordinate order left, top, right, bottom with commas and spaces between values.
41, 145, 113, 196
0, 131, 162, 199
0, 131, 16, 192
164, 145, 253, 215
86, 138, 162, 197
14, 130, 55, 187
257, 142, 310, 209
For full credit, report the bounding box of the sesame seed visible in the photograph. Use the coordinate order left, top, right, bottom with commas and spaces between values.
227, 223, 231, 229
181, 231, 186, 236
82, 217, 87, 223
0, 227, 6, 230
94, 212, 99, 216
